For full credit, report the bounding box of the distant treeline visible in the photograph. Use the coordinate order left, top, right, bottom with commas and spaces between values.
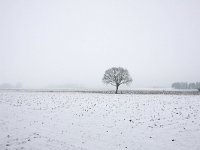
172, 82, 200, 89
0, 83, 22, 89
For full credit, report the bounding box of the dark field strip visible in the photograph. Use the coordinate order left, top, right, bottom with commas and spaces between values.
73, 90, 200, 95
1, 89, 199, 95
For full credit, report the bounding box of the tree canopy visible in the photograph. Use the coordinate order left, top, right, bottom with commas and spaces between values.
102, 67, 132, 94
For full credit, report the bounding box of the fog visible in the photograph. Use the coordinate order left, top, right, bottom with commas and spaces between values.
0, 0, 200, 89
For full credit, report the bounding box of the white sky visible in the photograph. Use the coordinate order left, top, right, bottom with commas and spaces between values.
0, 0, 200, 89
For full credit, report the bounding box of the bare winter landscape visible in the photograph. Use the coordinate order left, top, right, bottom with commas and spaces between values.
1, 91, 200, 150
1, 0, 200, 149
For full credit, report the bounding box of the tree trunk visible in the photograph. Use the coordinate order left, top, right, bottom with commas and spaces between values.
115, 84, 119, 94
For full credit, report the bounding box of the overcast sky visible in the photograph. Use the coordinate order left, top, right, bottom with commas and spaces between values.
0, 0, 200, 89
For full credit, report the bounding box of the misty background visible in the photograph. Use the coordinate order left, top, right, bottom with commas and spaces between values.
0, 0, 200, 89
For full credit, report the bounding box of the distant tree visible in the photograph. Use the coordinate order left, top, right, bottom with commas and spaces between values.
196, 82, 200, 89
172, 82, 188, 89
196, 82, 200, 92
189, 83, 196, 89
102, 67, 132, 94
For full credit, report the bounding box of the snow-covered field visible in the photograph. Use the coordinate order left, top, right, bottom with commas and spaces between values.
0, 91, 200, 150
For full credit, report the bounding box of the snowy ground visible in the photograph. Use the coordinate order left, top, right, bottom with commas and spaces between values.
0, 91, 200, 150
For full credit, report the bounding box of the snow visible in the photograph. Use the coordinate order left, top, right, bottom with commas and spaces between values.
0, 91, 200, 150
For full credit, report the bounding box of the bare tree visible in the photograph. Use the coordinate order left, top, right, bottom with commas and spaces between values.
102, 67, 132, 94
